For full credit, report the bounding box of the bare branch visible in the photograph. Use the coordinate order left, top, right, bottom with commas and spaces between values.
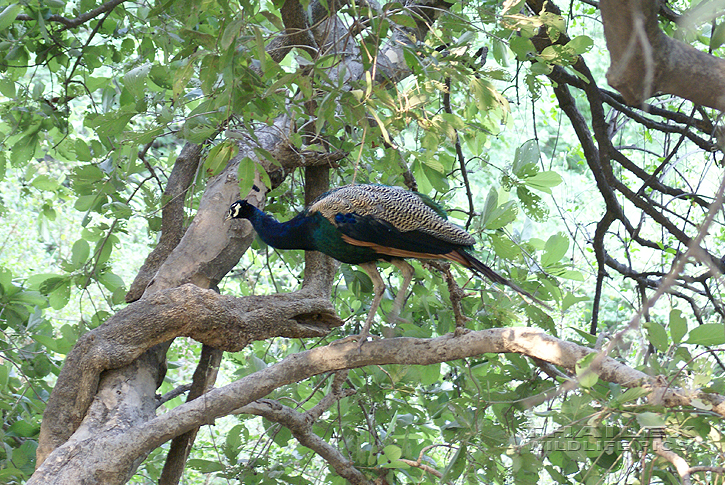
235, 394, 366, 484
17, 0, 127, 31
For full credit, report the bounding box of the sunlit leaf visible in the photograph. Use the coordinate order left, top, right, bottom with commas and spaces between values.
687, 324, 725, 346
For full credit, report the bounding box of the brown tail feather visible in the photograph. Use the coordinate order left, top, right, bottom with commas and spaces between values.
453, 249, 550, 309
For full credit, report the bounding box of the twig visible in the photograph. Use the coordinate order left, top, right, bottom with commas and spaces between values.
17, 0, 127, 31
156, 384, 192, 406
443, 77, 475, 229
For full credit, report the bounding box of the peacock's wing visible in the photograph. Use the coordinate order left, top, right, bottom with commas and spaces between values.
309, 185, 475, 259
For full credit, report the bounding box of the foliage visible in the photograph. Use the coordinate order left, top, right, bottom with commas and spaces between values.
1, 0, 725, 483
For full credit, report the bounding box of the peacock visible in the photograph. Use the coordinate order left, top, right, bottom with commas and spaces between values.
226, 184, 544, 342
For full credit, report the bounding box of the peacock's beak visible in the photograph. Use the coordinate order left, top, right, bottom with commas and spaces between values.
224, 213, 232, 222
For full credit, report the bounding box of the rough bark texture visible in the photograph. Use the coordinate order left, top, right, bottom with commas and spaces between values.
601, 0, 725, 110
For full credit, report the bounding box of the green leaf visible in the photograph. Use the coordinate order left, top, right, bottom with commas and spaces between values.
562, 292, 589, 311
149, 64, 173, 90
30, 174, 60, 191
85, 109, 137, 139
687, 323, 725, 346
48, 279, 71, 310
0, 78, 15, 97
643, 321, 669, 353
205, 141, 239, 177
6, 419, 39, 438
576, 353, 599, 388
490, 233, 522, 259
418, 363, 441, 386
712, 22, 725, 49
187, 459, 226, 473
173, 60, 196, 100
529, 60, 553, 75
380, 444, 402, 463
11, 134, 38, 165
0, 4, 22, 31
237, 156, 257, 199
510, 36, 536, 60
492, 38, 510, 67
541, 232, 568, 267
512, 139, 540, 177
570, 327, 597, 345
480, 187, 498, 227
483, 200, 518, 230
389, 13, 417, 29
441, 442, 466, 481
123, 63, 151, 99
636, 412, 666, 428
669, 309, 687, 345
566, 35, 593, 55
522, 170, 563, 194
421, 161, 449, 192
0, 361, 9, 390
221, 17, 245, 49
469, 78, 506, 112
611, 387, 650, 406
75, 140, 93, 161
98, 271, 125, 292
70, 239, 90, 269
516, 186, 548, 222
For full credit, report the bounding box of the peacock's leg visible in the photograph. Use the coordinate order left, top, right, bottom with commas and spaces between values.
358, 262, 385, 345
387, 259, 415, 324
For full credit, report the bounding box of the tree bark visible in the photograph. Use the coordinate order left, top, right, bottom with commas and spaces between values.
601, 0, 725, 111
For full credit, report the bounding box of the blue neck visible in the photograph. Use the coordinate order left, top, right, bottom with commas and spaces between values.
247, 207, 316, 251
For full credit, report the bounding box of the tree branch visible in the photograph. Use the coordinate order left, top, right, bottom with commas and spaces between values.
126, 142, 202, 303
17, 0, 127, 31
600, 0, 725, 110
37, 284, 341, 465
159, 344, 223, 485
30, 327, 725, 484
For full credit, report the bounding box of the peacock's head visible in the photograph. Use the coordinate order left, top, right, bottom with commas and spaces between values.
225, 200, 255, 221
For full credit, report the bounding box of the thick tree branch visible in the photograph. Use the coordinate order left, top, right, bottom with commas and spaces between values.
29, 328, 725, 484
159, 345, 223, 485
600, 0, 725, 110
126, 142, 202, 303
37, 284, 341, 463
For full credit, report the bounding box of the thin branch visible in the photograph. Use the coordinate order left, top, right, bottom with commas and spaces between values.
235, 397, 368, 485
17, 0, 127, 31
160, 345, 224, 485
653, 435, 692, 485
443, 77, 475, 229
156, 384, 192, 406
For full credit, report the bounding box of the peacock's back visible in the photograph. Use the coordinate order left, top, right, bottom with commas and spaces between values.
308, 184, 475, 247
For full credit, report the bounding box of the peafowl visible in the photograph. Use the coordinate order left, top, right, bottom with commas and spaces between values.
226, 184, 544, 342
